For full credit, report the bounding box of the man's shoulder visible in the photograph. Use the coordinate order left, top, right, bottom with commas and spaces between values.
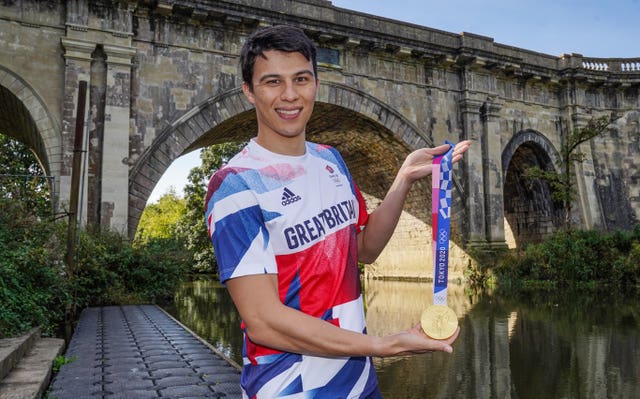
306, 141, 347, 166
306, 141, 341, 158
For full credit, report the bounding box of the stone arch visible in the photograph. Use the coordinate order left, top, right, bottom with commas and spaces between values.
128, 82, 436, 236
0, 64, 61, 198
502, 130, 563, 247
128, 82, 467, 279
128, 86, 253, 236
502, 129, 560, 181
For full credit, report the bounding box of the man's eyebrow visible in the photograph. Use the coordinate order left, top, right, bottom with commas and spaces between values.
257, 70, 315, 83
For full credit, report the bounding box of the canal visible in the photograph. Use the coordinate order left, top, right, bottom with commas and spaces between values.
165, 279, 640, 398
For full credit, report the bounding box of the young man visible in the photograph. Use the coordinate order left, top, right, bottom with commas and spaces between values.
205, 25, 471, 398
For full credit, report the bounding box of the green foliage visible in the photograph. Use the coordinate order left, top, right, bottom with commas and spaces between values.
177, 142, 246, 275
71, 228, 189, 308
0, 135, 193, 339
493, 226, 640, 291
134, 190, 187, 244
524, 116, 611, 230
52, 355, 77, 373
0, 198, 189, 338
0, 199, 68, 337
0, 133, 52, 217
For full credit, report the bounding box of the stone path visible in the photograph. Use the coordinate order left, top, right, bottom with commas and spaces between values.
48, 305, 242, 398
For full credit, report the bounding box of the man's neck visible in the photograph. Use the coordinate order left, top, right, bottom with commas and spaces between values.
255, 134, 306, 156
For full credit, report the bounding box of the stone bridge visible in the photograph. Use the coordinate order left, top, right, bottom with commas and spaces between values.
1, 0, 639, 279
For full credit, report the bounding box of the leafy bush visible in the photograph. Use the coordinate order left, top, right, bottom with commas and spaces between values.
0, 200, 67, 337
0, 199, 189, 338
71, 228, 189, 310
494, 227, 640, 291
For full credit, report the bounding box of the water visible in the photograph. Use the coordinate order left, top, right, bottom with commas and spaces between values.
166, 279, 640, 398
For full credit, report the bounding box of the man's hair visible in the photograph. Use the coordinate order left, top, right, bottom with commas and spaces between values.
240, 25, 317, 91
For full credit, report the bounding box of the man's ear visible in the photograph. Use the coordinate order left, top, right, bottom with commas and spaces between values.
242, 82, 255, 105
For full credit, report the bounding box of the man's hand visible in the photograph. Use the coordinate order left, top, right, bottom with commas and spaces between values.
378, 324, 460, 356
358, 140, 472, 264
398, 140, 472, 184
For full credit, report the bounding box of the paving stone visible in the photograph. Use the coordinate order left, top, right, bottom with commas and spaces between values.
103, 388, 159, 398
154, 374, 203, 388
196, 366, 242, 376
148, 360, 192, 371
176, 343, 209, 351
140, 348, 178, 357
47, 384, 103, 398
144, 354, 185, 364
103, 359, 146, 370
105, 370, 152, 381
201, 371, 242, 384
191, 358, 235, 369
158, 384, 215, 397
103, 377, 156, 393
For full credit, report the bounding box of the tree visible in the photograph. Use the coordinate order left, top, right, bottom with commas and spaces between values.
525, 115, 611, 230
0, 133, 51, 216
134, 189, 187, 245
176, 142, 246, 275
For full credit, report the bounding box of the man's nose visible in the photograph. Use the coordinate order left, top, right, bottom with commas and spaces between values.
280, 81, 299, 101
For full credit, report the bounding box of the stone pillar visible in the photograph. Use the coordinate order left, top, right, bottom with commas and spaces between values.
459, 98, 487, 245
101, 44, 136, 234
60, 37, 94, 226
482, 99, 507, 248
571, 111, 603, 229
560, 78, 604, 230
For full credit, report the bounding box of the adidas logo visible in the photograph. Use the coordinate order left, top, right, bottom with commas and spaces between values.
281, 187, 302, 206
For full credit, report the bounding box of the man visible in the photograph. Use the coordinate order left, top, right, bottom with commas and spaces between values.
205, 25, 471, 398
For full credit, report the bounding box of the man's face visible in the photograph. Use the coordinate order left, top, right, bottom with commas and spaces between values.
242, 50, 318, 155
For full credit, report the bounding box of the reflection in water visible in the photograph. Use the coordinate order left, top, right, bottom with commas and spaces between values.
165, 280, 244, 364
167, 279, 640, 398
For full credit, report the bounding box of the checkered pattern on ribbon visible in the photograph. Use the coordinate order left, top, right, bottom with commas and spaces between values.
439, 153, 453, 220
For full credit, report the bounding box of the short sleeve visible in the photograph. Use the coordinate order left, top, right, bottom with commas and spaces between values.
205, 168, 278, 283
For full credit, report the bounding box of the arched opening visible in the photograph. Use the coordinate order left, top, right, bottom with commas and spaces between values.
503, 137, 563, 247
0, 85, 48, 174
0, 85, 52, 216
0, 66, 61, 210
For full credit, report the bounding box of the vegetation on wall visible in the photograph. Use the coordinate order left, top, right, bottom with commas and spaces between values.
524, 115, 611, 230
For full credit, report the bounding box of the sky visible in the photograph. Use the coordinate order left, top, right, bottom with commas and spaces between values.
147, 0, 640, 204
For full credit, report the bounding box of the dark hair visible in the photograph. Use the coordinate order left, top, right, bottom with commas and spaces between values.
240, 25, 317, 91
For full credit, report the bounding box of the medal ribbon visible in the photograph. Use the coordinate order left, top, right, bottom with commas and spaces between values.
432, 141, 455, 306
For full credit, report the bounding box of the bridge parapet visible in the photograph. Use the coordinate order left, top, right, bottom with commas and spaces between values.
559, 53, 640, 74
581, 57, 640, 73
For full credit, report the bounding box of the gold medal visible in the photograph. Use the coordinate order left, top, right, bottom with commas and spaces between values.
421, 304, 458, 340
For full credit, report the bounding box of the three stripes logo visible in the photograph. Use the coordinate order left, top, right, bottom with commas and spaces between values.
281, 187, 302, 206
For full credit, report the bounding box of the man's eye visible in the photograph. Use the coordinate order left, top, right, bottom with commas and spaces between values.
295, 77, 310, 83
266, 79, 281, 85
